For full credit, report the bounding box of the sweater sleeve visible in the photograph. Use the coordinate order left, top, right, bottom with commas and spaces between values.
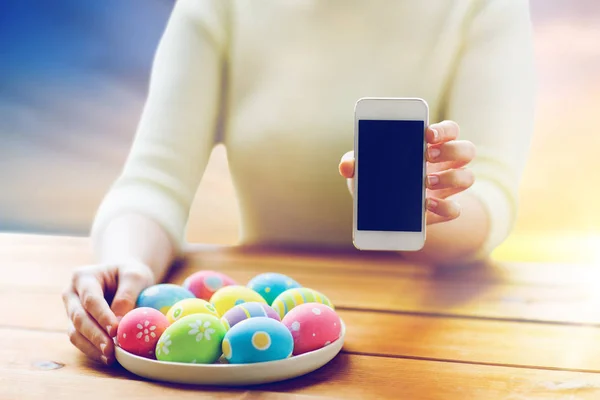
91, 0, 229, 252
442, 0, 536, 260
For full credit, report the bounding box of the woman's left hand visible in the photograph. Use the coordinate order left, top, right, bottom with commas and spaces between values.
339, 120, 476, 225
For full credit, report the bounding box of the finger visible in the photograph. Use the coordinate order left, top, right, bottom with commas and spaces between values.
74, 275, 119, 337
426, 168, 474, 192
425, 211, 448, 226
68, 322, 112, 365
426, 120, 460, 144
430, 171, 476, 199
111, 269, 152, 319
66, 292, 113, 359
426, 197, 461, 221
338, 151, 355, 179
426, 140, 476, 167
431, 185, 475, 201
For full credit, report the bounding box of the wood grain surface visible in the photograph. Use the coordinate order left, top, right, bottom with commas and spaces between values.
5, 328, 600, 400
2, 233, 600, 399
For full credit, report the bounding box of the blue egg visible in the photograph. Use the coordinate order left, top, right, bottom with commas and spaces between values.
247, 273, 302, 305
222, 317, 293, 364
136, 284, 195, 315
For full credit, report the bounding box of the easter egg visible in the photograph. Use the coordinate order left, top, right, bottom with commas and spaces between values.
247, 272, 302, 305
136, 284, 195, 315
117, 307, 169, 358
155, 314, 226, 364
166, 298, 220, 324
221, 302, 280, 330
271, 287, 334, 319
210, 285, 267, 316
222, 317, 293, 364
183, 270, 237, 301
281, 303, 342, 355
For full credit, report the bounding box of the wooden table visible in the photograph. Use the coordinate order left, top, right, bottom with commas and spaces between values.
3, 233, 600, 399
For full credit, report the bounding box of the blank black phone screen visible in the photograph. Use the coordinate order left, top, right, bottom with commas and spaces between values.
357, 119, 424, 232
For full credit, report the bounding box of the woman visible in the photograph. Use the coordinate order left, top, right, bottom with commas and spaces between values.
62, 0, 535, 365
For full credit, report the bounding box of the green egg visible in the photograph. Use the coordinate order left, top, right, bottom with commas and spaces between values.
271, 287, 334, 319
155, 314, 226, 364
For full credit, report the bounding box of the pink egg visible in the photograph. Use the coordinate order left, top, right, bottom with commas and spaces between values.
281, 303, 342, 355
183, 270, 237, 301
117, 307, 169, 359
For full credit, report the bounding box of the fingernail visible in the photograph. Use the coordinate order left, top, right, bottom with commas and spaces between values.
432, 129, 439, 142
427, 199, 438, 210
429, 148, 441, 159
100, 343, 107, 355
101, 356, 109, 365
106, 325, 112, 336
427, 175, 439, 187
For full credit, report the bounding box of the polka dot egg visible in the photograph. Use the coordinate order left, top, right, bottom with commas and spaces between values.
247, 272, 302, 305
271, 287, 334, 319
209, 285, 267, 316
282, 303, 342, 355
136, 284, 195, 315
222, 317, 293, 364
156, 314, 226, 364
221, 302, 280, 330
117, 307, 169, 359
165, 298, 220, 324
183, 270, 237, 301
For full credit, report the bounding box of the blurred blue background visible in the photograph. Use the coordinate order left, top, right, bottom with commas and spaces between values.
0, 1, 173, 93
0, 0, 174, 233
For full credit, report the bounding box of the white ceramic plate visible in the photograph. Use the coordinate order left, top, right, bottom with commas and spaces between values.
115, 320, 345, 386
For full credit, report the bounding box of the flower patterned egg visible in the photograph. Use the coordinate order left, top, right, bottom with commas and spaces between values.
221, 317, 293, 364
166, 298, 220, 324
117, 307, 169, 359
247, 272, 302, 305
136, 284, 195, 315
221, 302, 280, 330
209, 285, 267, 316
183, 270, 237, 301
155, 314, 226, 364
281, 303, 342, 355
271, 287, 334, 319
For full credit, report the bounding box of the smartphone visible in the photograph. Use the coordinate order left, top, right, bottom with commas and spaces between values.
352, 97, 428, 251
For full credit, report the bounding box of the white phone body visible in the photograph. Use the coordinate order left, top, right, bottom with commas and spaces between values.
352, 97, 428, 251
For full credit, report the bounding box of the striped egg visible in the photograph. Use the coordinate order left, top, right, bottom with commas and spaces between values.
221, 302, 280, 330
271, 287, 334, 319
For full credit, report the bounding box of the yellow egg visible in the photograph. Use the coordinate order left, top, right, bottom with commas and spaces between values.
166, 298, 220, 324
209, 285, 267, 316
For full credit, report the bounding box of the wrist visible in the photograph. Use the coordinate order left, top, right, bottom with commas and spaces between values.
93, 214, 176, 283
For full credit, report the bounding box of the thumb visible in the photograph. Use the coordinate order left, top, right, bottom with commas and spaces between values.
338, 151, 355, 179
339, 151, 355, 197
111, 268, 153, 319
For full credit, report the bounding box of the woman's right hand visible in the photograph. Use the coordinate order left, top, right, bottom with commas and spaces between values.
62, 260, 155, 365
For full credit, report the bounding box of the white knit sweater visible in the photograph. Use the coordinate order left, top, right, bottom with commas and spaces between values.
92, 0, 536, 258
